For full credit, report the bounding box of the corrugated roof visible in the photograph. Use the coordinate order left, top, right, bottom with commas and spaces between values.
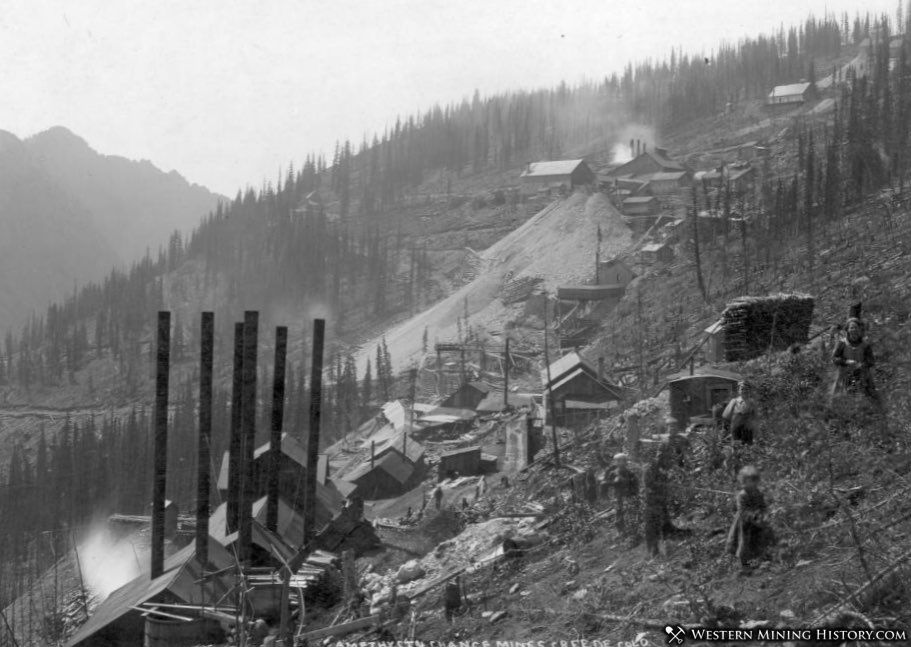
545, 366, 624, 400
768, 82, 811, 98
623, 196, 657, 204
520, 159, 586, 178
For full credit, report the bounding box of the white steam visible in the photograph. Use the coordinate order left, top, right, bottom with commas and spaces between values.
77, 524, 147, 598
611, 142, 633, 165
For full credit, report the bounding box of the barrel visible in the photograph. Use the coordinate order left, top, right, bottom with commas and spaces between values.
144, 617, 221, 647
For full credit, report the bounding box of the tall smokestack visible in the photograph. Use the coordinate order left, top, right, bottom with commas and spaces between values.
239, 311, 259, 563
267, 326, 288, 533
629, 139, 634, 158
636, 140, 641, 156
303, 319, 325, 545
196, 312, 214, 567
151, 311, 171, 580
227, 322, 244, 534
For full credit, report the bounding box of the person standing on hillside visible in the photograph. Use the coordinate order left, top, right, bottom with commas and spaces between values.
726, 465, 774, 572
643, 442, 674, 558
722, 381, 758, 445
433, 485, 443, 511
831, 305, 880, 406
612, 453, 639, 541
442, 576, 464, 622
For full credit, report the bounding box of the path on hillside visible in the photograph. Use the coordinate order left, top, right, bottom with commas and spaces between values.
355, 192, 634, 374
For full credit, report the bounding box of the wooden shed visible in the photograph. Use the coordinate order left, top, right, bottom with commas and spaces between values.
622, 196, 659, 215
438, 446, 483, 481
666, 367, 742, 426
643, 170, 692, 194
640, 242, 674, 264
520, 159, 595, 188
542, 353, 625, 428
767, 82, 815, 106
441, 381, 491, 410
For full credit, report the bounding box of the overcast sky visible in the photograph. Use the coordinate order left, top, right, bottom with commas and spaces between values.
0, 0, 899, 195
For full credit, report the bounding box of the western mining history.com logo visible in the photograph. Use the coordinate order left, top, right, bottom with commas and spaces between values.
663, 624, 909, 644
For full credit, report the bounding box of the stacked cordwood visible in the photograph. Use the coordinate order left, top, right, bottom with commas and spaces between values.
721, 293, 814, 361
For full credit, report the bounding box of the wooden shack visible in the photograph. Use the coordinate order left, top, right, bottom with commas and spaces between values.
438, 446, 483, 481
666, 367, 742, 426
640, 242, 674, 264
542, 352, 625, 428
441, 381, 491, 410
704, 319, 724, 363
622, 196, 659, 215
520, 159, 595, 189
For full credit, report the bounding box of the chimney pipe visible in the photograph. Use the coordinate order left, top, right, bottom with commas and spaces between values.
239, 311, 259, 564
151, 311, 170, 580
303, 319, 325, 546
636, 140, 640, 156
196, 312, 214, 568
371, 441, 375, 469
267, 326, 288, 533
227, 322, 244, 534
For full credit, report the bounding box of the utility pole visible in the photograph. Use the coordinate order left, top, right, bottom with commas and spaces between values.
542, 295, 560, 467
503, 336, 510, 409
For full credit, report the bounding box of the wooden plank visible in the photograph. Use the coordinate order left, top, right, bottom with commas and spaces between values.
299, 615, 381, 640
134, 606, 195, 622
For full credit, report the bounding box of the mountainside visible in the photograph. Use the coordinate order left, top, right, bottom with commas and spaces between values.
0, 131, 120, 332
0, 127, 222, 333
25, 127, 223, 265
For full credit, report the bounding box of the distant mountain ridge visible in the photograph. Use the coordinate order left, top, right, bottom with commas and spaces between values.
0, 126, 222, 332
25, 126, 223, 260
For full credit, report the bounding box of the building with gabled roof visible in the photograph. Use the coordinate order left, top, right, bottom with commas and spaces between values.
65, 537, 234, 647
215, 432, 343, 524
342, 450, 422, 500
520, 159, 595, 188
607, 147, 686, 179
541, 352, 625, 428
767, 82, 815, 106
440, 381, 491, 410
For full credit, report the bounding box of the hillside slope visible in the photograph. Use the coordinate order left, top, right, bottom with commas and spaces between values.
356, 191, 634, 373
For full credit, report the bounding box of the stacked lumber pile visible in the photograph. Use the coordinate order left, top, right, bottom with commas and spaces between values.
721, 293, 815, 362
500, 276, 544, 305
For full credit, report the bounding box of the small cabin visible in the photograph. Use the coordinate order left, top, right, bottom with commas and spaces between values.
622, 196, 659, 215
767, 82, 815, 106
666, 367, 742, 426
640, 242, 674, 264
644, 171, 691, 195
520, 160, 595, 189
441, 381, 491, 410
542, 352, 625, 428
438, 446, 483, 481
